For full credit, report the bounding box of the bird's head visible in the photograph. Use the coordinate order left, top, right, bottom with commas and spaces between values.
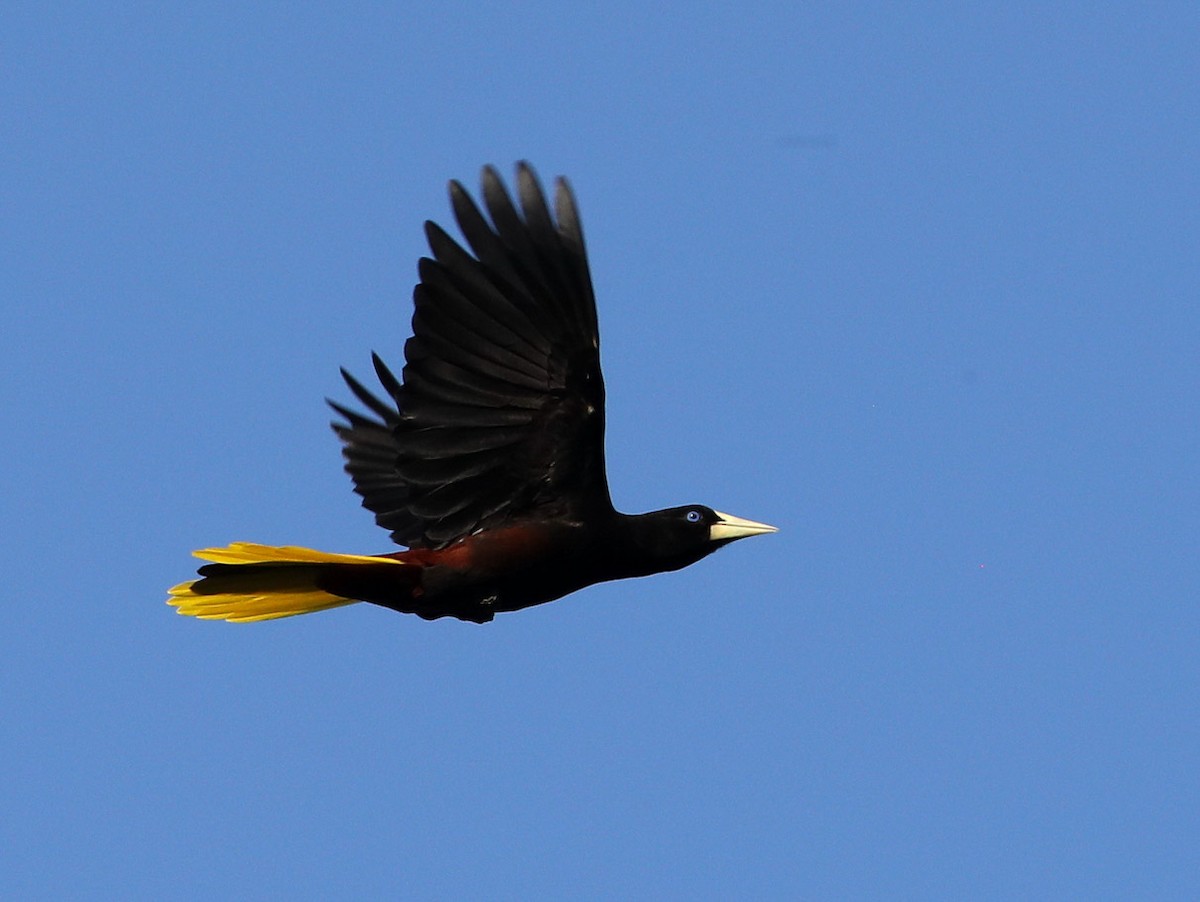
626, 505, 777, 574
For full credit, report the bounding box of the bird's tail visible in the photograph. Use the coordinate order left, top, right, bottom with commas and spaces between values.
167, 543, 416, 622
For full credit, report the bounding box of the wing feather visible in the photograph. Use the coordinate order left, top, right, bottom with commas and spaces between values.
331, 163, 611, 548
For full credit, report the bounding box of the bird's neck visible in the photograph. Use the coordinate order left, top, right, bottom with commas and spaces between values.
606, 511, 702, 578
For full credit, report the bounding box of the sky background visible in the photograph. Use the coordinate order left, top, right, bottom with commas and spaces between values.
3, 4, 1197, 899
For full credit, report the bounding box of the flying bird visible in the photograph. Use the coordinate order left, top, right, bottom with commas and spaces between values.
169, 163, 776, 623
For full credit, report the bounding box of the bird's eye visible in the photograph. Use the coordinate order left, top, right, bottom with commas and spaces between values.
686, 510, 702, 523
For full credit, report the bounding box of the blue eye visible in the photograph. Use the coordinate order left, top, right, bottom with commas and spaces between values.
686, 510, 702, 523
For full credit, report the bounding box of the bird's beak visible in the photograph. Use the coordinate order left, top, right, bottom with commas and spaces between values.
709, 510, 779, 543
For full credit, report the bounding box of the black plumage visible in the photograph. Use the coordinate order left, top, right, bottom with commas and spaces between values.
171, 163, 774, 624
332, 163, 610, 550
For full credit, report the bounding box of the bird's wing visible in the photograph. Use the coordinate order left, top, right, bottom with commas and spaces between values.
331, 163, 611, 549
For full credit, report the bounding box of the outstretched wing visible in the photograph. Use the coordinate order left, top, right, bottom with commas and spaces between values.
330, 163, 611, 549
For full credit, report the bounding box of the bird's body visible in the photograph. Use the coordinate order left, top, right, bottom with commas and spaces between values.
170, 164, 775, 624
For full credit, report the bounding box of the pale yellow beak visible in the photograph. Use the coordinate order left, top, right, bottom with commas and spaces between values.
708, 510, 779, 543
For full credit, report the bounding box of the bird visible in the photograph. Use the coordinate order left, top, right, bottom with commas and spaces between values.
168, 163, 776, 624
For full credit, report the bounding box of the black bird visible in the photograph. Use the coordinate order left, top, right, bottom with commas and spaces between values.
169, 163, 776, 623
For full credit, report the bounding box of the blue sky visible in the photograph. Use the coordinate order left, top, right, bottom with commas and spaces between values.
3, 4, 1197, 898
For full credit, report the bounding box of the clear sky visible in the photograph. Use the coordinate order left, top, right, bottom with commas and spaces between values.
3, 4, 1197, 898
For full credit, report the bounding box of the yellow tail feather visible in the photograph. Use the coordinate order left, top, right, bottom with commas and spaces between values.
168, 542, 406, 623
